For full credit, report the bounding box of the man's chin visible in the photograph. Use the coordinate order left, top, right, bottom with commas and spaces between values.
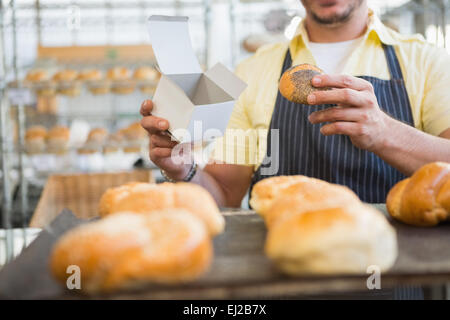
311, 11, 353, 25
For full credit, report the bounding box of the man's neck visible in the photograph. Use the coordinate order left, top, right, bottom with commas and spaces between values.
304, 6, 369, 43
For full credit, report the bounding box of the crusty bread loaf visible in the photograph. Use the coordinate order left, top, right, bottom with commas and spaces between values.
386, 162, 450, 226
264, 182, 361, 228
98, 182, 225, 236
279, 64, 327, 105
265, 204, 398, 275
251, 175, 398, 275
50, 209, 212, 293
250, 175, 330, 216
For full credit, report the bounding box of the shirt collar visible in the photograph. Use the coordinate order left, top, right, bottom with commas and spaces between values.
290, 8, 397, 54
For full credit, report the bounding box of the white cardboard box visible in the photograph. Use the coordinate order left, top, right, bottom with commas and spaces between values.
148, 15, 247, 143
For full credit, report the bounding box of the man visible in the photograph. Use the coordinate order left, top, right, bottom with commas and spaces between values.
141, 0, 450, 207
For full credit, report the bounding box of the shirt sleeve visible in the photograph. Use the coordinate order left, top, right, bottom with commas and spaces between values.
209, 57, 260, 166
421, 45, 450, 136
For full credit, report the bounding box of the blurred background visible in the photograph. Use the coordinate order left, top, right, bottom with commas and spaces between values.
0, 0, 449, 259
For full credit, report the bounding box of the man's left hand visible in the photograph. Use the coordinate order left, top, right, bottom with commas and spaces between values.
307, 74, 393, 152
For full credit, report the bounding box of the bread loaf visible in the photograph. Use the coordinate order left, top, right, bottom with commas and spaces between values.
250, 175, 330, 216
251, 175, 398, 275
50, 209, 213, 293
98, 182, 225, 236
279, 64, 327, 105
265, 204, 398, 275
386, 162, 450, 226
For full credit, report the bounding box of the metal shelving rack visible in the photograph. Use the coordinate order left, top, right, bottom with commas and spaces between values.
0, 0, 212, 265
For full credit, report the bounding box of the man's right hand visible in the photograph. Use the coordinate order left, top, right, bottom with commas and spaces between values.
140, 99, 192, 181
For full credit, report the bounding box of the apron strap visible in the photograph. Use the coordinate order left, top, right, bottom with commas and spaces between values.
382, 44, 404, 80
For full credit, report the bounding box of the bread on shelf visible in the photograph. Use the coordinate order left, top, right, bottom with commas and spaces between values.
46, 125, 70, 154
108, 67, 135, 94
133, 66, 160, 95
251, 175, 398, 275
387, 161, 450, 226
25, 69, 55, 96
98, 182, 225, 236
265, 203, 398, 275
25, 125, 47, 154
53, 69, 81, 97
78, 69, 110, 95
49, 209, 213, 293
120, 121, 148, 153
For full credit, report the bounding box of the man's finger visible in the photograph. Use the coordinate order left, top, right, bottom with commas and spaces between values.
320, 122, 363, 136
150, 147, 173, 159
308, 88, 369, 107
150, 133, 178, 148
141, 116, 169, 134
312, 74, 373, 92
309, 107, 368, 124
140, 99, 153, 116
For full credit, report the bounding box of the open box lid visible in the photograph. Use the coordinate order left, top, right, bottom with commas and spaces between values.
148, 15, 202, 75
205, 63, 247, 100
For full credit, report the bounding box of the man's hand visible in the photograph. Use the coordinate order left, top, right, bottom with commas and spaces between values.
307, 74, 393, 152
140, 99, 191, 180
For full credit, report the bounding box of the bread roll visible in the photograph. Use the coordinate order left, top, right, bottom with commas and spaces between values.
103, 132, 124, 154
50, 209, 212, 293
77, 69, 102, 81
133, 66, 160, 81
120, 122, 148, 153
250, 175, 330, 216
25, 69, 49, 82
53, 69, 78, 82
53, 69, 80, 96
108, 67, 135, 94
279, 64, 327, 105
47, 125, 70, 154
264, 182, 361, 228
87, 127, 108, 145
386, 162, 450, 226
25, 126, 47, 154
99, 182, 225, 236
25, 70, 55, 96
266, 204, 398, 275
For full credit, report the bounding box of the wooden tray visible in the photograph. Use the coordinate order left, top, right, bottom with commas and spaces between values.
29, 170, 153, 228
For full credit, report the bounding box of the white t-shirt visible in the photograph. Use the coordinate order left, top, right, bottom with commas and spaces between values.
308, 37, 364, 75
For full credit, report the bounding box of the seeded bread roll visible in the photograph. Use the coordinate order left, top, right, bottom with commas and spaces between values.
279, 64, 327, 105
386, 162, 450, 226
50, 209, 213, 293
98, 182, 225, 236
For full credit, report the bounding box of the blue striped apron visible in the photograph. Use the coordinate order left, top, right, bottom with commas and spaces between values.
250, 44, 415, 203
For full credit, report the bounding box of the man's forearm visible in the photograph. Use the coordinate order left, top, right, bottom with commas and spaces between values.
373, 118, 450, 175
189, 168, 229, 207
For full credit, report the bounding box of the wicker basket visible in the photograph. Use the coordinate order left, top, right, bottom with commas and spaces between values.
29, 170, 153, 228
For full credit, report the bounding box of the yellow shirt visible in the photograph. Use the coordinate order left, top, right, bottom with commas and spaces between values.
211, 11, 450, 169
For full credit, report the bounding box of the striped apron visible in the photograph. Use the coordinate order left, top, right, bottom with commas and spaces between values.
250, 44, 414, 203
